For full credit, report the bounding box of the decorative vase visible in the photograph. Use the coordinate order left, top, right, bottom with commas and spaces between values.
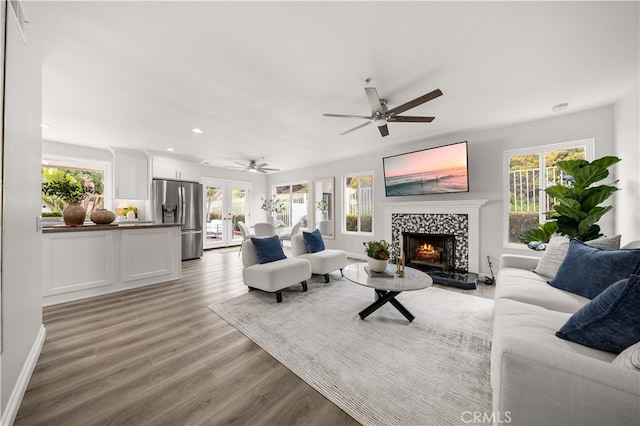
62, 202, 87, 226
367, 256, 389, 273
90, 208, 116, 225
267, 215, 275, 225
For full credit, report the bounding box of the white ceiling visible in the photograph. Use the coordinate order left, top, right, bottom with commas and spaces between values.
25, 1, 639, 173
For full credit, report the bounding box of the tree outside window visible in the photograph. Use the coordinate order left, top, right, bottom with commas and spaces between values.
41, 165, 105, 217
344, 173, 373, 233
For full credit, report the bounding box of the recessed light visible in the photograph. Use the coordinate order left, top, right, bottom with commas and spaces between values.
552, 103, 568, 112
167, 148, 175, 152
40, 123, 53, 128
191, 128, 203, 134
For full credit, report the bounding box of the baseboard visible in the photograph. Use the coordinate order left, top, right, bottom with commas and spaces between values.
2, 324, 46, 426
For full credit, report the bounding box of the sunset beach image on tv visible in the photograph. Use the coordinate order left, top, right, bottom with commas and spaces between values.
383, 141, 469, 196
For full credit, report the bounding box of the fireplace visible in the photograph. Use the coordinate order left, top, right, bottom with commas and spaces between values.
401, 231, 479, 290
384, 201, 489, 290
402, 232, 456, 272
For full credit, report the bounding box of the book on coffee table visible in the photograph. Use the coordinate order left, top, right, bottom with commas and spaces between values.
364, 265, 395, 278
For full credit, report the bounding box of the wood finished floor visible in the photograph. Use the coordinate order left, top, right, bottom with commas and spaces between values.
16, 247, 495, 426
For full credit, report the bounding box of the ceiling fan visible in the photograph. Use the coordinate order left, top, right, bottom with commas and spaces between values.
224, 160, 280, 173
324, 87, 442, 137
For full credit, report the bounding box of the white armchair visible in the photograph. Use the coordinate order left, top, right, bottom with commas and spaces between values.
241, 238, 312, 303
291, 233, 347, 283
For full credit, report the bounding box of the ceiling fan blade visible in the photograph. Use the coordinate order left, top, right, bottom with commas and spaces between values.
225, 165, 248, 170
259, 167, 280, 171
256, 162, 268, 168
323, 113, 371, 119
385, 89, 443, 116
387, 116, 435, 123
233, 161, 248, 167
340, 120, 373, 135
378, 124, 389, 137
364, 87, 383, 113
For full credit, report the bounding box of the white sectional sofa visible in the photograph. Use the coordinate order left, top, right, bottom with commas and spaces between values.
491, 245, 640, 425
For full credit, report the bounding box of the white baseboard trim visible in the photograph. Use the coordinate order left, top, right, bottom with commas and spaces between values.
2, 324, 46, 426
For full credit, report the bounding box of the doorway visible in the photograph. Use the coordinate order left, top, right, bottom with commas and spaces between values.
203, 178, 251, 249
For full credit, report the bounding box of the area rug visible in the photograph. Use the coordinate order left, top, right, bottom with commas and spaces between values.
209, 277, 494, 425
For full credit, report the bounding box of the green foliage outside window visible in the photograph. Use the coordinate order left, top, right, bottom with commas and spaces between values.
41, 166, 104, 213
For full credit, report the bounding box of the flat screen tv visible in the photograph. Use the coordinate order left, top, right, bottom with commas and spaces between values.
382, 141, 469, 196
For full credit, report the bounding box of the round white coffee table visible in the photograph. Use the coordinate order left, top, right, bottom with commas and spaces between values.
343, 262, 433, 323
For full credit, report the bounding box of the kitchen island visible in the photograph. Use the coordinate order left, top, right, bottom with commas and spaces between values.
42, 222, 182, 305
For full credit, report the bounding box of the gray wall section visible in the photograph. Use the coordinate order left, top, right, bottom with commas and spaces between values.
270, 104, 621, 272
614, 85, 640, 245
2, 8, 44, 420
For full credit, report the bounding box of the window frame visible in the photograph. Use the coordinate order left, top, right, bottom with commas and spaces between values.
42, 154, 112, 211
342, 171, 374, 236
272, 180, 309, 227
502, 139, 594, 249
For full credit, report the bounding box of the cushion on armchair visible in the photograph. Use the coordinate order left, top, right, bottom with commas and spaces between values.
302, 229, 325, 253
251, 235, 286, 264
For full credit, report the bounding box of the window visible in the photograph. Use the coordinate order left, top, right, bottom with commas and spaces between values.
344, 172, 373, 234
41, 156, 109, 216
504, 139, 593, 246
274, 182, 308, 227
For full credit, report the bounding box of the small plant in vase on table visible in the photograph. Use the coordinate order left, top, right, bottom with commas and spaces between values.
363, 240, 391, 272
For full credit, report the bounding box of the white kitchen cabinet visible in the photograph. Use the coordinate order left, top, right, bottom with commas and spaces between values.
152, 156, 200, 182
114, 150, 149, 199
42, 224, 181, 306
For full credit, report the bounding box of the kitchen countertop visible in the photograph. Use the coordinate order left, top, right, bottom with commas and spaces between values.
42, 222, 182, 233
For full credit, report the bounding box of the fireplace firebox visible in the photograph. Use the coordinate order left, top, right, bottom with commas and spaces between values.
402, 232, 456, 272
402, 231, 478, 290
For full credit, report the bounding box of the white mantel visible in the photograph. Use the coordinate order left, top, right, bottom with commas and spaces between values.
381, 199, 489, 273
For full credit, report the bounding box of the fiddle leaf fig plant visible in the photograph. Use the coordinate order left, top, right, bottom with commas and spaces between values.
520, 156, 621, 248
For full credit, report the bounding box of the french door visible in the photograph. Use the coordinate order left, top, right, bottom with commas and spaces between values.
202, 178, 251, 249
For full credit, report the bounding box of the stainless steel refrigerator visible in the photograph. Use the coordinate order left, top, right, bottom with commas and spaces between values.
152, 179, 204, 260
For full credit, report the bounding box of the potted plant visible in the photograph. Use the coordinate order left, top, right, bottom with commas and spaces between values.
363, 240, 391, 272
520, 156, 621, 249
41, 176, 93, 226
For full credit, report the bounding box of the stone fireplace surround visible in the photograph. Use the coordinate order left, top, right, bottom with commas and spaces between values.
381, 200, 488, 273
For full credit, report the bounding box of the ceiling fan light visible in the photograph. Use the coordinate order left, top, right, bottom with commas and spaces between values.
374, 117, 387, 127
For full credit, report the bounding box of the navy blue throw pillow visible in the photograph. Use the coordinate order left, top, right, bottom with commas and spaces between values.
556, 275, 640, 353
548, 239, 640, 299
302, 229, 325, 253
251, 235, 286, 264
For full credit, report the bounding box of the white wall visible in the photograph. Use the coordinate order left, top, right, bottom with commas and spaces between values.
613, 85, 640, 245
1, 9, 45, 424
270, 105, 619, 272
42, 139, 113, 162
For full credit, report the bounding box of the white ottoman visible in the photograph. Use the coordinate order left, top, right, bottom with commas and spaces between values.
291, 234, 347, 283
241, 239, 312, 303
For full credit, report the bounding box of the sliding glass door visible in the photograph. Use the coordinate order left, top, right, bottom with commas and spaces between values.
203, 178, 250, 249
